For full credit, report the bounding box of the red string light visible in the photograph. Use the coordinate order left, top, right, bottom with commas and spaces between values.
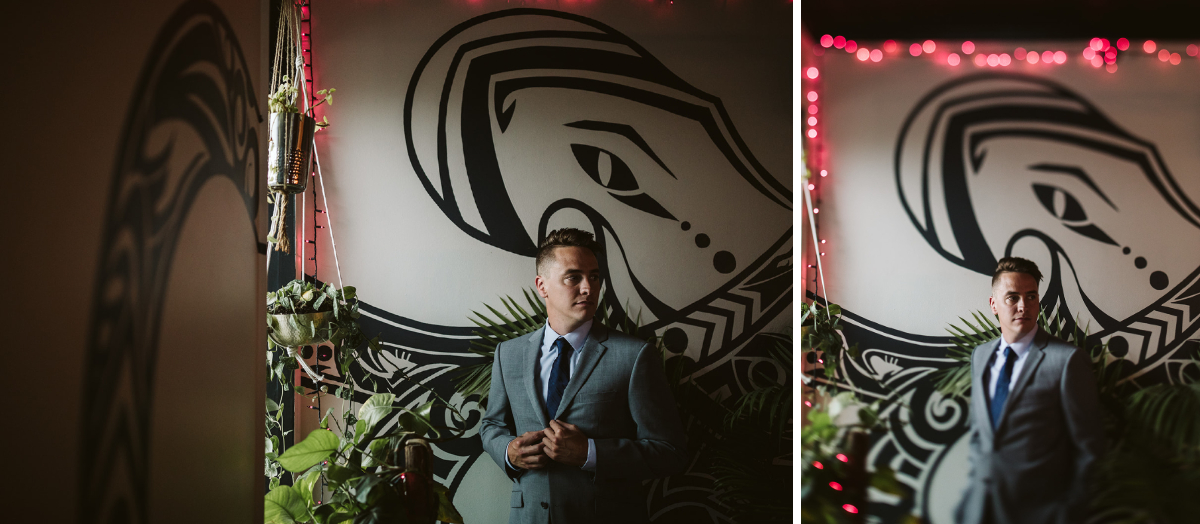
962, 41, 975, 54
813, 461, 824, 469
829, 482, 843, 491
843, 504, 859, 514
836, 453, 848, 462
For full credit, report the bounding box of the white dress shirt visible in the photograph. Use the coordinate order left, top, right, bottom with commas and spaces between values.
506, 320, 597, 472
987, 328, 1037, 400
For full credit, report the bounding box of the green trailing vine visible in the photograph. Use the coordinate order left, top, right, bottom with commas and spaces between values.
799, 301, 910, 524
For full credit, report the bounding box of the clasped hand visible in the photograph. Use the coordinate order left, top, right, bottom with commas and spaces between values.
507, 420, 588, 469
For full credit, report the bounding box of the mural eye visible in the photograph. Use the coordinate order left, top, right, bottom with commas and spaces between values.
571, 144, 639, 191
1032, 183, 1086, 222
1031, 183, 1118, 246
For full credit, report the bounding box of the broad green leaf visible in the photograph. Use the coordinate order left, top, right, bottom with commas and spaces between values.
433, 481, 465, 523
354, 419, 366, 443
325, 463, 360, 487
362, 438, 389, 468
267, 398, 281, 412
277, 429, 339, 472
358, 393, 396, 432
397, 399, 437, 437
295, 469, 321, 503
264, 485, 310, 524
328, 512, 355, 524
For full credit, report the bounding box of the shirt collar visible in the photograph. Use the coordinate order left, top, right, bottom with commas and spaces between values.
543, 319, 593, 352
998, 328, 1037, 357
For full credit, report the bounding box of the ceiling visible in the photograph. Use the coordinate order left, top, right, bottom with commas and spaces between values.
802, 0, 1200, 41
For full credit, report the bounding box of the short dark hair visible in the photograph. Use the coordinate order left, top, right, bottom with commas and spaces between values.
535, 228, 603, 275
992, 257, 1043, 288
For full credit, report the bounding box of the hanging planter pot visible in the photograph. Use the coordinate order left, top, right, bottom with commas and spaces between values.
268, 111, 317, 195
267, 310, 331, 347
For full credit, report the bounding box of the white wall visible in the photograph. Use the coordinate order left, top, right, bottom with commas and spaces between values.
291, 2, 793, 522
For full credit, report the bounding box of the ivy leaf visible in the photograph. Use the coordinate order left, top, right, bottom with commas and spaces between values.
267, 398, 280, 412
358, 393, 396, 433
433, 481, 465, 523
277, 429, 339, 472
264, 485, 310, 524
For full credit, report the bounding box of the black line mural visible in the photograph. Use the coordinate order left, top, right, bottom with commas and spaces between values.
810, 73, 1200, 521
298, 8, 793, 523
78, 1, 262, 523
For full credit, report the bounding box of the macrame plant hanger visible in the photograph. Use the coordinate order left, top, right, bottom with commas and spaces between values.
266, 1, 313, 257
266, 1, 334, 384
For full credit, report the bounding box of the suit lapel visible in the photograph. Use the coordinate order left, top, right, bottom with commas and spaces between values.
997, 329, 1047, 430
973, 338, 1000, 441
524, 327, 548, 428
552, 323, 609, 419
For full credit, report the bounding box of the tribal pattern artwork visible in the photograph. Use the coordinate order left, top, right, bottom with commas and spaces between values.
813, 73, 1200, 522
78, 1, 262, 523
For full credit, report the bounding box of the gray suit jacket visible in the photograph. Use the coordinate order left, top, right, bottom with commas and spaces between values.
955, 328, 1105, 524
479, 323, 688, 524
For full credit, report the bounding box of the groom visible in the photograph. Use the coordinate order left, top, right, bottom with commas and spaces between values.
956, 257, 1105, 524
479, 228, 688, 524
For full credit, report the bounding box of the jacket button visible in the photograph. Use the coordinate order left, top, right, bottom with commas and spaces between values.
541, 502, 549, 509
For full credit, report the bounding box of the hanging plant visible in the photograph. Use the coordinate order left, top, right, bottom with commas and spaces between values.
265, 0, 335, 254
267, 279, 378, 353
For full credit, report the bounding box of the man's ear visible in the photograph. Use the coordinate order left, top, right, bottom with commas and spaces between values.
989, 295, 998, 315
535, 275, 548, 299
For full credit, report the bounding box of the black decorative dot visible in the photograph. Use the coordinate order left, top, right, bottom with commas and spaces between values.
662, 328, 689, 353
1135, 257, 1147, 269
681, 221, 691, 231
317, 345, 333, 362
714, 251, 737, 274
1122, 247, 1131, 255
805, 351, 819, 364
1108, 336, 1129, 358
301, 345, 314, 359
695, 234, 710, 248
1150, 271, 1170, 290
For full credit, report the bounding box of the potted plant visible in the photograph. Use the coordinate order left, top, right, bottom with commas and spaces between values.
264, 391, 466, 524
267, 279, 380, 381
265, 73, 335, 253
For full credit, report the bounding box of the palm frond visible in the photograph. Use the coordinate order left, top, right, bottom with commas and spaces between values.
1125, 383, 1200, 457
454, 290, 548, 406
932, 311, 1000, 398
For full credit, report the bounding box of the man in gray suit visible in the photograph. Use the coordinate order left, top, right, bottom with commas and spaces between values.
956, 257, 1106, 524
480, 228, 688, 524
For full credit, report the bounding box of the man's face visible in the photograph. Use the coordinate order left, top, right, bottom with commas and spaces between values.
536, 247, 601, 331
989, 271, 1040, 341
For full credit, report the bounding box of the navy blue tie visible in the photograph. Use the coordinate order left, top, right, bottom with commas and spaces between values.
545, 337, 574, 419
990, 347, 1017, 429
